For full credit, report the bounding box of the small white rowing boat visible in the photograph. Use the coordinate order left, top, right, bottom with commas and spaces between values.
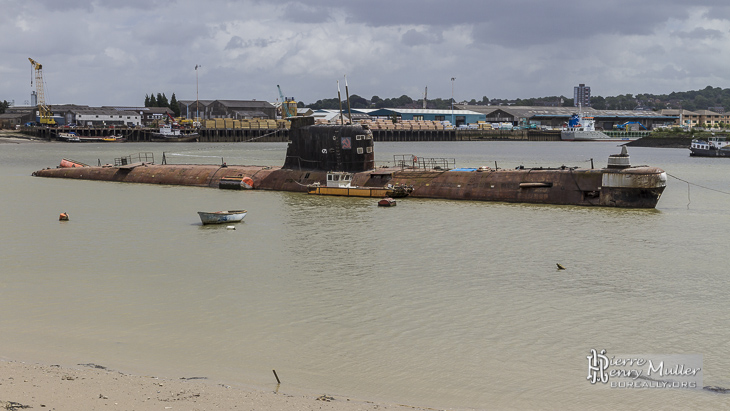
197, 210, 247, 225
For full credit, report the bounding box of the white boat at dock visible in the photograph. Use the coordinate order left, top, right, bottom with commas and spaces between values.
57, 132, 80, 142
561, 110, 645, 142
197, 210, 247, 225
151, 124, 199, 142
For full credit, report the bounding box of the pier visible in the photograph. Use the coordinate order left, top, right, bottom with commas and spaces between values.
24, 126, 562, 143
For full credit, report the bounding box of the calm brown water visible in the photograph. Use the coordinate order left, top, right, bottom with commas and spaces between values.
1, 140, 730, 409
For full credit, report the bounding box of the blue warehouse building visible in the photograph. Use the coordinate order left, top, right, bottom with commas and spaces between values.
364, 108, 486, 126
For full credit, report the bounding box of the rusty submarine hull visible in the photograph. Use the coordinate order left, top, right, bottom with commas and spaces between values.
32, 117, 667, 208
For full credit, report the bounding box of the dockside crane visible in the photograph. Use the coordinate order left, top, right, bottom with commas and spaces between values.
28, 57, 56, 125
276, 85, 296, 118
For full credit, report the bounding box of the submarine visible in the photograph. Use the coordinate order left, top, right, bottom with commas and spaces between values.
32, 117, 666, 208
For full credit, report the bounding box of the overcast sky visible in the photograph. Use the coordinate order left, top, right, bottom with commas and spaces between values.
3, 0, 730, 108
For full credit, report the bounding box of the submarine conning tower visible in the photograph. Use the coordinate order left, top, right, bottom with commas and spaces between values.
606, 145, 631, 169
283, 116, 375, 172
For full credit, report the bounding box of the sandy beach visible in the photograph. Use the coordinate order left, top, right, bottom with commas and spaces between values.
0, 130, 44, 143
1, 359, 438, 411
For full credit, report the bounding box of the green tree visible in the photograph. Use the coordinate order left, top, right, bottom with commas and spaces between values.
430, 98, 451, 109
307, 98, 340, 110
348, 94, 368, 109
694, 95, 711, 110
169, 93, 180, 117
144, 94, 150, 107
149, 93, 158, 107
0, 100, 9, 114
157, 93, 169, 108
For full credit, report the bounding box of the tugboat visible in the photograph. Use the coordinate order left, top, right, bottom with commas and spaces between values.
150, 124, 199, 142
151, 113, 199, 142
689, 135, 730, 157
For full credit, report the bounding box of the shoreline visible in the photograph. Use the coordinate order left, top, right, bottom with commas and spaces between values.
0, 130, 44, 143
0, 357, 441, 411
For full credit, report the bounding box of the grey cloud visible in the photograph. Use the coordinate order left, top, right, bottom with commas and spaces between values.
35, 0, 94, 12
401, 29, 443, 46
698, 4, 730, 20
134, 20, 212, 47
225, 36, 275, 50
281, 2, 331, 24
671, 27, 726, 40
469, 2, 680, 48
280, 0, 698, 48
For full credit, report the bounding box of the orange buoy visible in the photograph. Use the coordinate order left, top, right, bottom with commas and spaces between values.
241, 176, 255, 189
59, 212, 69, 221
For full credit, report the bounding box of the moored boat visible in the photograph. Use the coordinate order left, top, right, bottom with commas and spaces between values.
198, 210, 247, 225
151, 124, 199, 142
690, 136, 730, 157
561, 111, 644, 142
57, 132, 80, 142
307, 171, 412, 198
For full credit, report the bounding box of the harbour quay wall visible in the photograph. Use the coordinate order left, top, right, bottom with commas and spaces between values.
27, 127, 560, 143
195, 128, 289, 143
366, 129, 561, 142
27, 127, 292, 142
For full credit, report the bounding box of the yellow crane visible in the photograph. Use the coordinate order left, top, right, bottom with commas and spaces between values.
28, 57, 56, 125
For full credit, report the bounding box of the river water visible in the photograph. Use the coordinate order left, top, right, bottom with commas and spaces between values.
1, 139, 730, 409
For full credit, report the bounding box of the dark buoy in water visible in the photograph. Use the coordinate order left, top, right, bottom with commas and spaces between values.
59, 212, 69, 221
556, 263, 565, 270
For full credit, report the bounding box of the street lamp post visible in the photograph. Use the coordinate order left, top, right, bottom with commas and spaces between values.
451, 77, 455, 127
195, 65, 200, 125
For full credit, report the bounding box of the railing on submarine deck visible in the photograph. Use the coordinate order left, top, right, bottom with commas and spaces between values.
115, 152, 155, 166
393, 154, 456, 171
